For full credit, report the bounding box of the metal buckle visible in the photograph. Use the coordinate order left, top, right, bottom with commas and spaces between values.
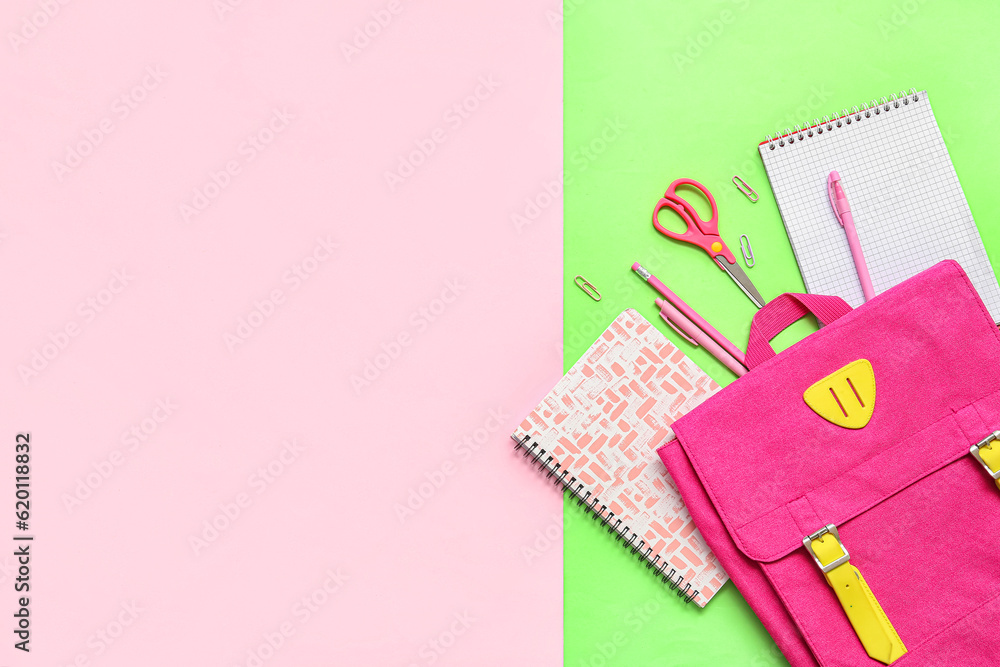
803, 524, 850, 573
970, 431, 1000, 480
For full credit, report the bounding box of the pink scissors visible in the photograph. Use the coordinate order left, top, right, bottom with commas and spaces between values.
652, 178, 765, 308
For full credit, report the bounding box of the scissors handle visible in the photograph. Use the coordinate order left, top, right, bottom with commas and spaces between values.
652, 197, 704, 244
653, 179, 735, 263
664, 178, 720, 234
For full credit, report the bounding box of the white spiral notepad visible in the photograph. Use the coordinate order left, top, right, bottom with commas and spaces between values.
759, 89, 1000, 321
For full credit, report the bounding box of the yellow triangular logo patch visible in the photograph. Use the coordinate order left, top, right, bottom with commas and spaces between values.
803, 359, 875, 429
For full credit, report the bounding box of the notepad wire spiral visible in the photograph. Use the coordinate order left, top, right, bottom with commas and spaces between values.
513, 434, 699, 604
764, 87, 920, 151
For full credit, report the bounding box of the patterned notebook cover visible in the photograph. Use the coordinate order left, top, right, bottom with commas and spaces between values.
513, 309, 729, 606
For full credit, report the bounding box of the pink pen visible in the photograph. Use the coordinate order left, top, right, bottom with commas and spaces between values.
828, 171, 875, 301
656, 298, 746, 377
632, 262, 746, 366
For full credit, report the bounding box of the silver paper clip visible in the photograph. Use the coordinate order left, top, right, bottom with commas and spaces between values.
740, 234, 755, 268
732, 175, 759, 203
574, 275, 601, 301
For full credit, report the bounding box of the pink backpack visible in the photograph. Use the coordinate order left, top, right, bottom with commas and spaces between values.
659, 260, 1000, 666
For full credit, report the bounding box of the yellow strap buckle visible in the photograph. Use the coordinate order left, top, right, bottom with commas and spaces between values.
970, 431, 1000, 490
804, 524, 907, 665
803, 524, 850, 572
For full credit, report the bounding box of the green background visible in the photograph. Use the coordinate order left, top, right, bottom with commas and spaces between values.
563, 1, 1000, 665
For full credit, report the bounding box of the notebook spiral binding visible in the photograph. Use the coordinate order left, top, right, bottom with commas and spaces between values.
513, 434, 699, 604
763, 87, 921, 151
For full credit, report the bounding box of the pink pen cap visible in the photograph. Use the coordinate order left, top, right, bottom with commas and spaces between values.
655, 298, 746, 377
655, 298, 698, 346
827, 171, 850, 226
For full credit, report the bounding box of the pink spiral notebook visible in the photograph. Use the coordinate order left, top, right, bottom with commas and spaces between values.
512, 309, 729, 606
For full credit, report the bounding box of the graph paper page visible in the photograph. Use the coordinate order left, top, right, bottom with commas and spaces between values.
759, 91, 1000, 321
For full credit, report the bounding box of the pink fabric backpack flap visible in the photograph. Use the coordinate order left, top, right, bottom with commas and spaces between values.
658, 260, 1000, 667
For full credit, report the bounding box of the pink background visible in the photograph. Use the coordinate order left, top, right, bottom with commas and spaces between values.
0, 0, 562, 664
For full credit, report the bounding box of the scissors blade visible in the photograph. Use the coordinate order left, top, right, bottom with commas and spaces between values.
714, 256, 766, 309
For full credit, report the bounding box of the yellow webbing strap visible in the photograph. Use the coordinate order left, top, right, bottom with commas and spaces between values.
806, 528, 907, 665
